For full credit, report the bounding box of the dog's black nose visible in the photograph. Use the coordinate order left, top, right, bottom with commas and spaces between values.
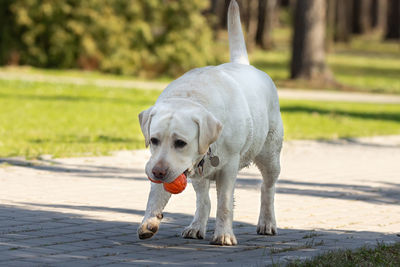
152, 165, 168, 179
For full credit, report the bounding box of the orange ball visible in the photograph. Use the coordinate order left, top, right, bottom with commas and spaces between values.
147, 176, 162, 184
163, 173, 187, 194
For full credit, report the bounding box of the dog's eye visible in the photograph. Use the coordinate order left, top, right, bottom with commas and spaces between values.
150, 138, 159, 146
174, 139, 187, 149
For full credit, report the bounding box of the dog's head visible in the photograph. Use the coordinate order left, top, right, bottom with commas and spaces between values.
139, 102, 222, 183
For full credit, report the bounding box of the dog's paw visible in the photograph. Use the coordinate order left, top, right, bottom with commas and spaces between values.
137, 216, 161, 240
257, 220, 277, 235
210, 233, 237, 246
182, 224, 206, 239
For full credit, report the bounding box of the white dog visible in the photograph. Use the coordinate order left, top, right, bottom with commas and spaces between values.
138, 0, 283, 246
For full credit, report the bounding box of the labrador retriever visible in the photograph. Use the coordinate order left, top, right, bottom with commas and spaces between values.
137, 0, 283, 246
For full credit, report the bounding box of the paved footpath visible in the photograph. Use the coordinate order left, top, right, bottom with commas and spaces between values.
1, 136, 400, 266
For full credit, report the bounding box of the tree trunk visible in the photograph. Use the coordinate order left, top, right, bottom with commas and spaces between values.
242, 0, 259, 51
290, 0, 332, 81
352, 0, 372, 34
279, 0, 290, 7
257, 0, 278, 49
326, 0, 336, 51
371, 0, 387, 31
385, 0, 400, 39
210, 0, 230, 30
334, 0, 353, 42
280, 0, 296, 10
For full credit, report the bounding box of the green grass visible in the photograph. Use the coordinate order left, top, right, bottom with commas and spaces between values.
286, 242, 400, 267
1, 79, 399, 158
250, 28, 400, 94
0, 79, 159, 158
2, 26, 398, 94
280, 99, 400, 140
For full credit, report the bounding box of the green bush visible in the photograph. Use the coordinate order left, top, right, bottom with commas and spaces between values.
0, 0, 217, 77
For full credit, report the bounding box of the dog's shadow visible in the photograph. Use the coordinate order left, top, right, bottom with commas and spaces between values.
1, 203, 397, 266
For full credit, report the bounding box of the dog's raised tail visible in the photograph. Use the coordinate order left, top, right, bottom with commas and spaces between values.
227, 0, 249, 65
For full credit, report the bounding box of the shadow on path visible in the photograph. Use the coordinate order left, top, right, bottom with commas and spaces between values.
0, 157, 147, 181
2, 156, 400, 206
235, 177, 400, 205
0, 204, 398, 266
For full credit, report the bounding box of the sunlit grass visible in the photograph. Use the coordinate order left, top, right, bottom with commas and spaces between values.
2, 25, 398, 94
251, 27, 400, 94
328, 52, 400, 94
287, 242, 400, 267
280, 99, 400, 140
0, 79, 159, 158
1, 79, 399, 158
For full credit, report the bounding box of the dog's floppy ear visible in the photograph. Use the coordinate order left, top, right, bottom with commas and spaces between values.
139, 106, 156, 147
193, 111, 223, 155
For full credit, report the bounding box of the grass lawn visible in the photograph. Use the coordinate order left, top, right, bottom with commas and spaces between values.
1, 79, 399, 158
1, 26, 398, 95
0, 79, 159, 158
287, 242, 400, 267
250, 29, 400, 94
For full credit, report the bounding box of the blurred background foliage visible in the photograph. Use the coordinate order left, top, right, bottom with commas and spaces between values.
0, 0, 398, 87
0, 0, 217, 77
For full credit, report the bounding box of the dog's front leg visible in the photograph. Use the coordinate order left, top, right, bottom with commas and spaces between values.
138, 183, 171, 239
211, 158, 239, 246
182, 178, 210, 239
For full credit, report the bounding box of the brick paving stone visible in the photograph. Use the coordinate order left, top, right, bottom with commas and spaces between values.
0, 241, 32, 251
0, 249, 39, 262
17, 253, 90, 265
16, 246, 61, 255
60, 258, 118, 267
0, 135, 399, 265
42, 243, 85, 253
21, 235, 79, 246
0, 260, 36, 267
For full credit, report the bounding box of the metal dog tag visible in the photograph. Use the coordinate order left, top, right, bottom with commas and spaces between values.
210, 156, 220, 167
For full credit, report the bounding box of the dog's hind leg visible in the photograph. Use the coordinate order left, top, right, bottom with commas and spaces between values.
254, 129, 283, 235
138, 183, 171, 239
182, 178, 211, 239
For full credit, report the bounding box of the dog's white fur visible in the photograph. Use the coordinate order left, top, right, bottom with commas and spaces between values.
138, 0, 283, 246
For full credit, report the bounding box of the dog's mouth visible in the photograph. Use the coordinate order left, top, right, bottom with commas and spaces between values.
161, 168, 189, 184
147, 160, 197, 183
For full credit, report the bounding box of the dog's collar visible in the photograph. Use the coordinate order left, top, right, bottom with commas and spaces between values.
196, 147, 219, 175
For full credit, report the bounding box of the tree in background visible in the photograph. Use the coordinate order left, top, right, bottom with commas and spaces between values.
256, 0, 278, 49
0, 0, 23, 65
279, 0, 296, 11
242, 0, 259, 51
334, 0, 353, 42
385, 0, 400, 39
209, 0, 230, 33
326, 0, 336, 50
371, 0, 387, 32
0, 0, 217, 77
290, 0, 332, 81
352, 0, 372, 34
209, 0, 278, 51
